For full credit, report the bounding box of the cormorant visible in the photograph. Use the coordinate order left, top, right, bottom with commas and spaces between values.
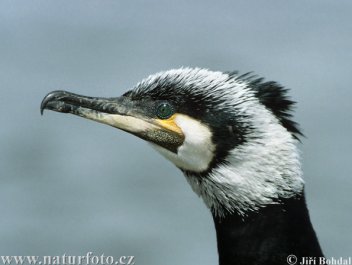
41, 68, 324, 265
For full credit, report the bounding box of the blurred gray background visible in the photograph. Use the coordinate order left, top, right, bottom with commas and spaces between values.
1, 0, 351, 264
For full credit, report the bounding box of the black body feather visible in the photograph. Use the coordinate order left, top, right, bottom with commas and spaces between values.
213, 193, 324, 265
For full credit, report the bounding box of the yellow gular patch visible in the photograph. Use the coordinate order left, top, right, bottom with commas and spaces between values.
155, 114, 183, 135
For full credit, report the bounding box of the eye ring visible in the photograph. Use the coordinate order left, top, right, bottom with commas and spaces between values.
156, 102, 175, 119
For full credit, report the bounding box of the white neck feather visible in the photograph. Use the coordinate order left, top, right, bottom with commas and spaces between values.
186, 104, 304, 217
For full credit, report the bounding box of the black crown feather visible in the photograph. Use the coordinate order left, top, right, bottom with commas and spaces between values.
228, 72, 303, 140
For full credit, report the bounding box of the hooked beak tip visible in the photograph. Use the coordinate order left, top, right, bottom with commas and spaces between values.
40, 90, 74, 115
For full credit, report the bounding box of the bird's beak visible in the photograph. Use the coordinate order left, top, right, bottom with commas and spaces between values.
40, 90, 184, 152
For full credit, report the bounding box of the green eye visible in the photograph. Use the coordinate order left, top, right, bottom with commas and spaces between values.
156, 102, 174, 119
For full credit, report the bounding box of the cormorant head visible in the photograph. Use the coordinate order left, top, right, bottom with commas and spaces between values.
41, 68, 304, 217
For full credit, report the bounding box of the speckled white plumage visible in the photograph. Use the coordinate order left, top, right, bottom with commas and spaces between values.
186, 105, 303, 217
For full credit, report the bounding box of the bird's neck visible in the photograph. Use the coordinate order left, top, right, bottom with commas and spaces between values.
212, 193, 324, 265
